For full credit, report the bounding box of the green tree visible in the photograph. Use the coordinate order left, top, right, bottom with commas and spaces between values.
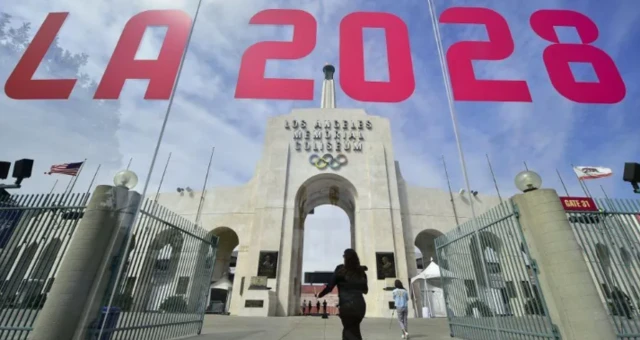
0, 12, 123, 175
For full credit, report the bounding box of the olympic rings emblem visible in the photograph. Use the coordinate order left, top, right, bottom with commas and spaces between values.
309, 153, 348, 170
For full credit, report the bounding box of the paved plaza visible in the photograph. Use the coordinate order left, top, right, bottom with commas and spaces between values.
193, 315, 455, 340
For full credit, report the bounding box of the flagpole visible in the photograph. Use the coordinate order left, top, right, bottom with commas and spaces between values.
571, 164, 591, 197
154, 152, 172, 202
66, 159, 87, 195
98, 0, 206, 333
86, 164, 101, 194
442, 156, 459, 226
582, 179, 594, 197
599, 185, 610, 200
486, 154, 502, 202
48, 179, 58, 195
195, 147, 215, 227
556, 169, 570, 196
427, 0, 500, 336
38, 179, 59, 222
62, 176, 74, 196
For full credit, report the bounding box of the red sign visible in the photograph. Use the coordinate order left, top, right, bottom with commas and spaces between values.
2, 7, 625, 103
559, 197, 598, 212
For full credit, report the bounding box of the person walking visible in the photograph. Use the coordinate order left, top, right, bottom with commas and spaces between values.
308, 300, 312, 316
393, 280, 410, 339
317, 248, 368, 340
317, 300, 321, 315
302, 299, 307, 315
323, 300, 328, 315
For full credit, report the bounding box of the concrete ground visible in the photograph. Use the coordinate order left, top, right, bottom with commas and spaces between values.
192, 315, 455, 340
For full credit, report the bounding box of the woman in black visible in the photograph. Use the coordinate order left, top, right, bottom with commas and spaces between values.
316, 248, 368, 340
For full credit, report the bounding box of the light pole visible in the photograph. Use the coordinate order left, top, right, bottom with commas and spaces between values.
514, 170, 543, 193
0, 159, 34, 190
623, 162, 640, 194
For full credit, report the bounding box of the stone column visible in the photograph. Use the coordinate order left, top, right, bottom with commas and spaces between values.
28, 185, 138, 340
512, 189, 615, 340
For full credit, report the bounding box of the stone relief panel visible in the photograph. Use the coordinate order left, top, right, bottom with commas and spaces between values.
257, 251, 278, 279
376, 252, 396, 280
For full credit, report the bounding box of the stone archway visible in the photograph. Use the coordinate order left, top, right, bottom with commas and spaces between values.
413, 229, 445, 317
208, 227, 239, 313
210, 227, 240, 282
467, 231, 509, 316
415, 229, 445, 269
469, 231, 503, 288
32, 238, 62, 281
187, 231, 218, 313
136, 228, 184, 311
4, 242, 38, 300
289, 173, 358, 316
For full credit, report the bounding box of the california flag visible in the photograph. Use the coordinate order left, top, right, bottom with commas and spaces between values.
573, 166, 613, 180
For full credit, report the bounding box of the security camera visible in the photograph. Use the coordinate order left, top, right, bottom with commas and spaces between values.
176, 187, 184, 193
459, 189, 465, 195
186, 186, 193, 192
471, 190, 478, 197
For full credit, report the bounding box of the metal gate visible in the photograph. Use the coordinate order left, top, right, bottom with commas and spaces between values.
567, 198, 640, 339
435, 200, 559, 340
0, 192, 218, 340
90, 199, 218, 340
0, 192, 89, 339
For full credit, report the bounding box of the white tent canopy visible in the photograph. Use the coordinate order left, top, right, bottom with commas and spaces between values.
411, 261, 455, 284
410, 260, 450, 318
212, 276, 233, 291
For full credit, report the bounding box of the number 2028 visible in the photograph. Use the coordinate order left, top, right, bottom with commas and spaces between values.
235, 7, 626, 104
3, 7, 625, 104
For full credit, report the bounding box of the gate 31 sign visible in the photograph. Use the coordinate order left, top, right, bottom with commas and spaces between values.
3, 7, 626, 104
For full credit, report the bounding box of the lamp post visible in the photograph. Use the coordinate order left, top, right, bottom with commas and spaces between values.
113, 169, 139, 189
514, 170, 543, 193
623, 162, 640, 194
0, 159, 34, 190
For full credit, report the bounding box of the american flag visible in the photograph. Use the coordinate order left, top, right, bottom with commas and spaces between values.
45, 162, 84, 176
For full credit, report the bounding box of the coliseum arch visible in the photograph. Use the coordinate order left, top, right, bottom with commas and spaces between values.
415, 229, 445, 267
288, 173, 357, 314
206, 227, 239, 313
152, 65, 505, 317
137, 228, 184, 311
210, 227, 240, 282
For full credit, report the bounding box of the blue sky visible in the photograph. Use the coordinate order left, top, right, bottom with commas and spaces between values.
2, 0, 639, 272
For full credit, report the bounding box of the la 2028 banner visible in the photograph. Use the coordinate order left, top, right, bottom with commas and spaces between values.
1, 0, 636, 198
4, 6, 626, 104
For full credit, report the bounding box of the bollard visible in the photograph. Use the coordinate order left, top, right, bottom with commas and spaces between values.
513, 189, 616, 340
28, 185, 137, 340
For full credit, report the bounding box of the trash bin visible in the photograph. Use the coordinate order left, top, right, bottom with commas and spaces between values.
91, 306, 121, 340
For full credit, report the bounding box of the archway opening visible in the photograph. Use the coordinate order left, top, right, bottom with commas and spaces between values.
413, 229, 445, 317
291, 173, 357, 316
468, 231, 512, 316
301, 205, 351, 315
415, 229, 445, 270
138, 228, 184, 311
208, 227, 239, 314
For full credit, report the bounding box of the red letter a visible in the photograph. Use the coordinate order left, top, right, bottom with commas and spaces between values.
4, 13, 77, 100
94, 10, 191, 100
